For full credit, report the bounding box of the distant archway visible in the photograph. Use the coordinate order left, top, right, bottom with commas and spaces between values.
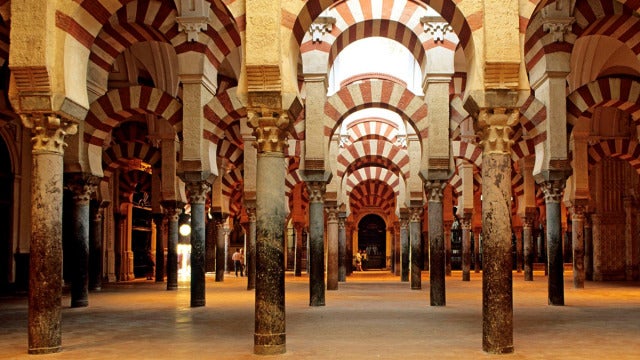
357, 214, 387, 270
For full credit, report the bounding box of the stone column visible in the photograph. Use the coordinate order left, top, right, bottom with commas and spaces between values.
338, 212, 347, 282
163, 203, 181, 291
542, 179, 565, 305
478, 107, 516, 354
213, 213, 226, 282
393, 222, 400, 276
400, 212, 409, 282
67, 176, 96, 308
584, 214, 593, 281
245, 204, 256, 290
461, 214, 472, 281
153, 214, 165, 282
346, 221, 354, 276
624, 196, 634, 280
23, 114, 77, 354
205, 213, 216, 273
571, 206, 585, 288
591, 214, 602, 281
409, 206, 423, 290
515, 227, 523, 272
307, 181, 326, 305
444, 220, 452, 276
474, 227, 481, 273
186, 181, 211, 307
89, 203, 103, 291
249, 111, 289, 355
426, 181, 445, 305
293, 222, 304, 277
326, 206, 339, 290
523, 210, 536, 281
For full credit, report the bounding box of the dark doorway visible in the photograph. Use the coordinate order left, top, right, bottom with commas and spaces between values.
358, 214, 386, 269
0, 136, 12, 291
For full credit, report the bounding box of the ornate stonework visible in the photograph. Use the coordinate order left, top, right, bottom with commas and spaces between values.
164, 206, 182, 222
247, 109, 291, 153
21, 114, 77, 154
325, 206, 339, 222
310, 17, 335, 43
541, 180, 565, 204
477, 107, 519, 154
185, 181, 211, 204
425, 180, 445, 203
409, 207, 423, 222
66, 175, 98, 206
420, 16, 453, 43
542, 19, 574, 42
306, 181, 326, 203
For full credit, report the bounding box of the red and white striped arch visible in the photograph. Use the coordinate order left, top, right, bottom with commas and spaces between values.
567, 78, 640, 125
217, 138, 243, 166
452, 141, 482, 168
346, 117, 400, 144
587, 139, 640, 173
221, 166, 243, 199
102, 142, 161, 182
344, 167, 401, 197
285, 167, 304, 197
84, 85, 182, 147
325, 79, 428, 138
336, 138, 410, 179
203, 86, 247, 145
290, 0, 475, 54
349, 179, 397, 215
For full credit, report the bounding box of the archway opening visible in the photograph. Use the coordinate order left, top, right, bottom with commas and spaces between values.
357, 214, 387, 270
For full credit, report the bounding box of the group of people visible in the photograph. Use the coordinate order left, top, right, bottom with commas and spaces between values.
354, 250, 368, 271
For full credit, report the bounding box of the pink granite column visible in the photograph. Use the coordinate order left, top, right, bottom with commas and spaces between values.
24, 114, 77, 354
477, 107, 516, 354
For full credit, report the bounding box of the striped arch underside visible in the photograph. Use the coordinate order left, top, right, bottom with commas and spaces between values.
349, 179, 397, 215
567, 77, 640, 125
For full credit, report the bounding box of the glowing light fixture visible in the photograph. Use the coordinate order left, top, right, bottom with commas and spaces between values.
179, 223, 191, 236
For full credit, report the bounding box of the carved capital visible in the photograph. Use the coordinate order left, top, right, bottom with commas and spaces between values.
570, 205, 586, 221
523, 207, 537, 228
306, 181, 326, 203
21, 113, 78, 155
310, 17, 335, 43
163, 205, 183, 222
424, 180, 446, 203
420, 16, 453, 43
542, 18, 574, 43
185, 181, 211, 205
247, 109, 290, 153
477, 107, 519, 154
177, 16, 208, 42
66, 174, 98, 206
244, 204, 256, 223
541, 179, 565, 204
409, 207, 423, 222
325, 206, 339, 222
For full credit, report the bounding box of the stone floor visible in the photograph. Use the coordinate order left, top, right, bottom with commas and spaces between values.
1, 270, 639, 359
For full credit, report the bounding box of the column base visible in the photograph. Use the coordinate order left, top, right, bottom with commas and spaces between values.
254, 334, 286, 355
191, 299, 205, 307
29, 345, 62, 355
71, 299, 88, 308
483, 345, 514, 355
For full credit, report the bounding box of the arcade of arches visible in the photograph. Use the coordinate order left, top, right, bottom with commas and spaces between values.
1, 0, 640, 356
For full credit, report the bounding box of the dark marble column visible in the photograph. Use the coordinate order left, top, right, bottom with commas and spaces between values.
163, 204, 181, 291
326, 206, 339, 290
25, 114, 77, 354
409, 206, 423, 290
393, 222, 400, 276
307, 181, 326, 306
67, 175, 96, 308
571, 206, 585, 288
400, 212, 409, 282
205, 213, 216, 273
338, 212, 347, 282
542, 179, 565, 306
249, 111, 289, 355
478, 108, 516, 354
523, 211, 535, 281
89, 203, 103, 291
213, 213, 226, 282
293, 222, 304, 277
154, 214, 165, 283
346, 222, 353, 276
515, 227, 523, 273
584, 214, 593, 281
187, 182, 211, 307
474, 227, 481, 273
461, 214, 472, 281
245, 204, 257, 290
426, 181, 445, 305
444, 220, 452, 276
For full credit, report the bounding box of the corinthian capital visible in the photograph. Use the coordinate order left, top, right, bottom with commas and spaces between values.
477, 107, 519, 154
21, 113, 78, 155
247, 109, 291, 153
186, 181, 211, 205
424, 180, 446, 203
306, 181, 326, 203
541, 179, 565, 204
